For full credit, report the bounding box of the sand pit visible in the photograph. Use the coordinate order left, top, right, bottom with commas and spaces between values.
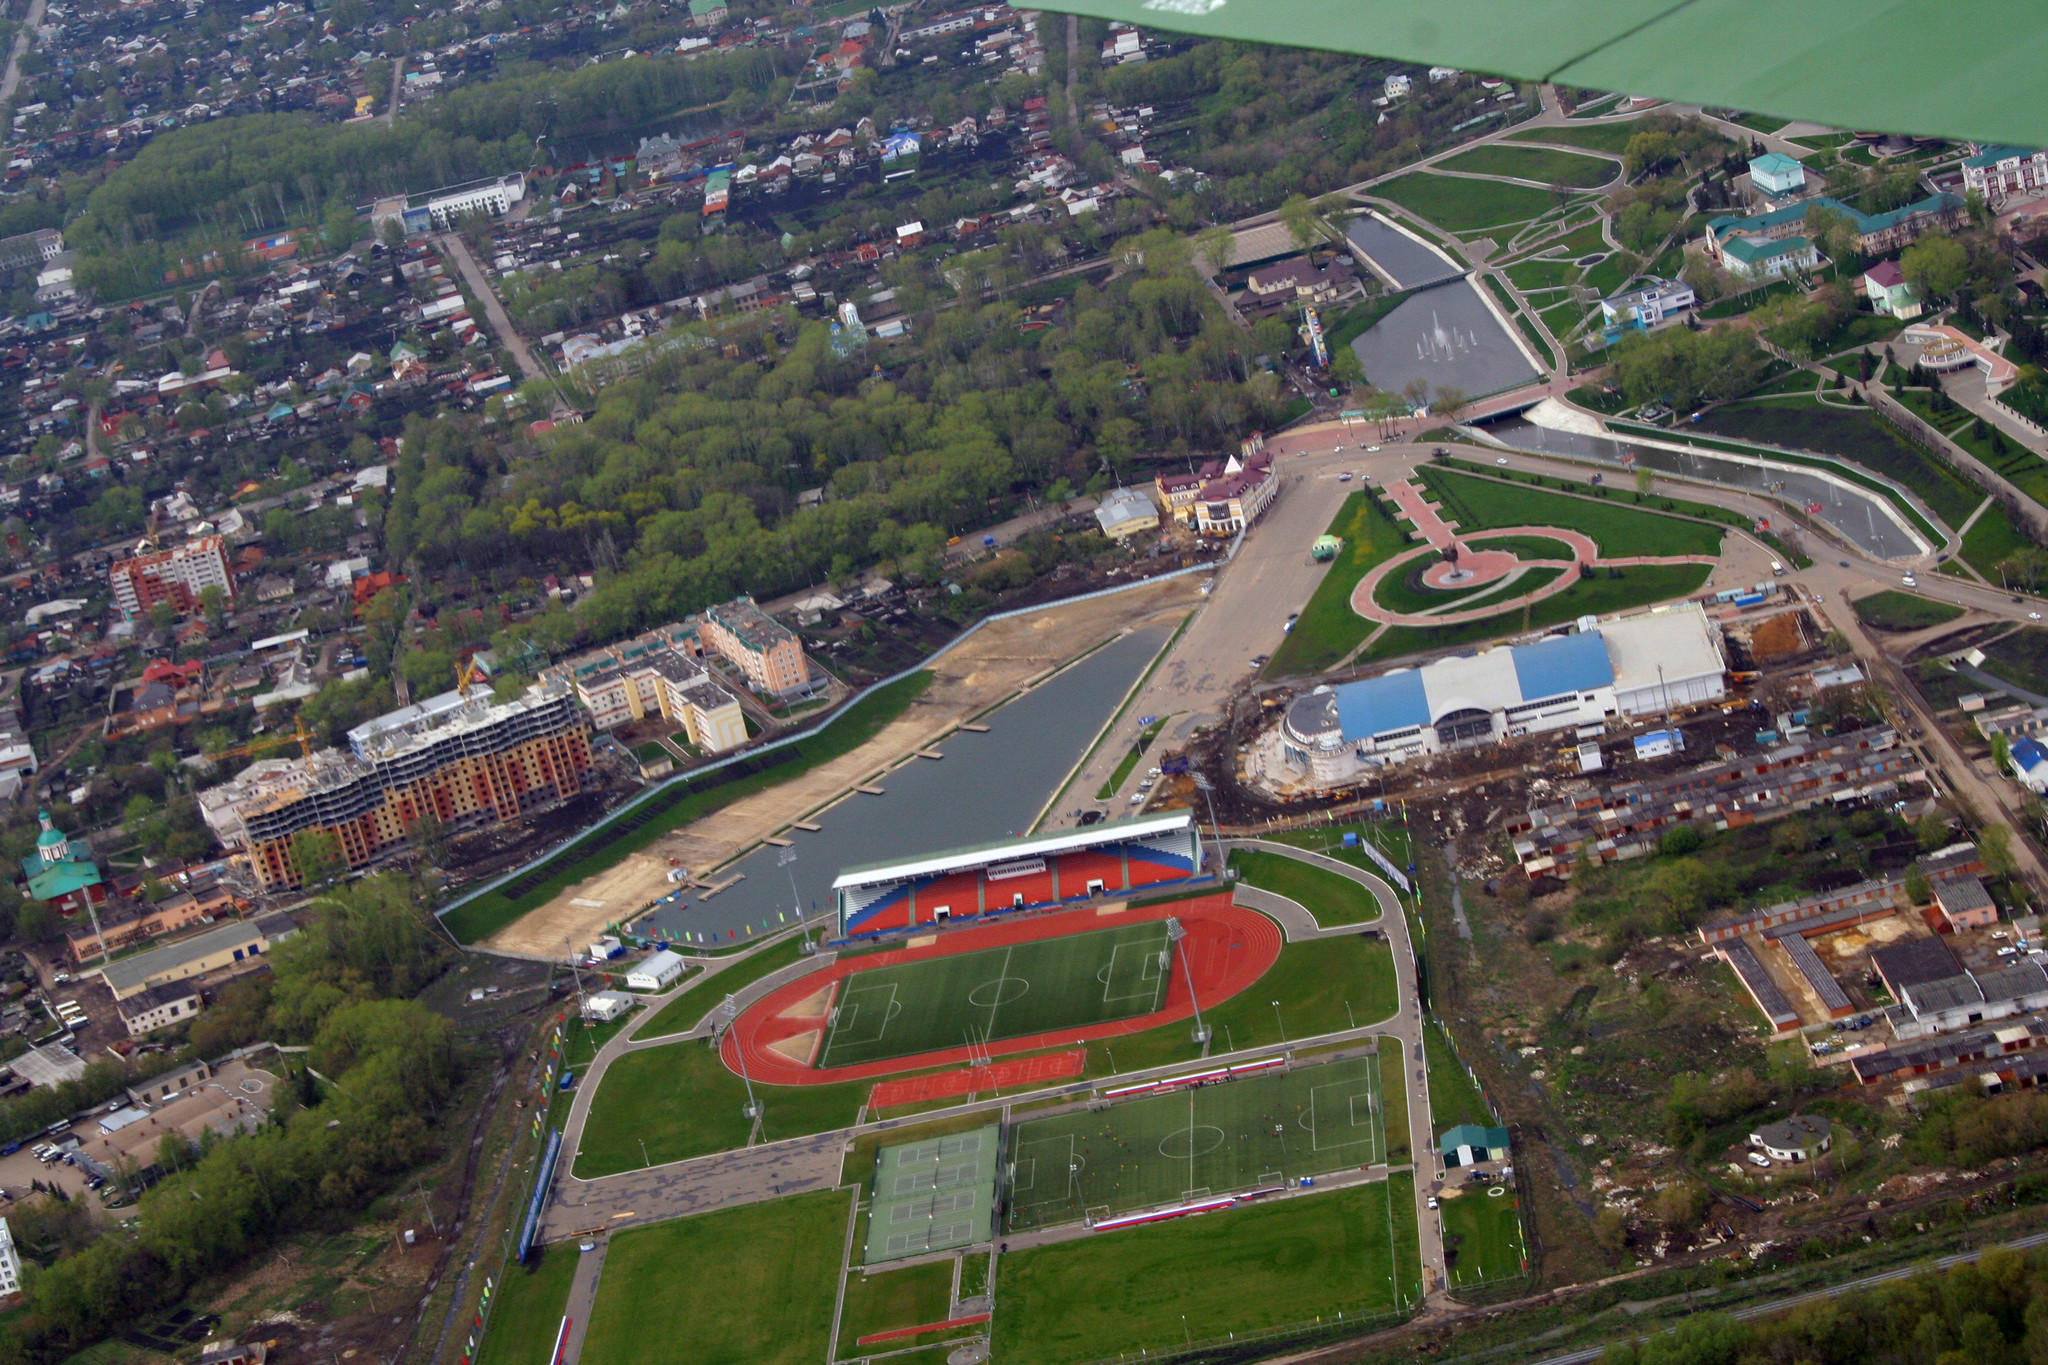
784, 981, 837, 1020
483, 577, 1203, 959
767, 1029, 823, 1064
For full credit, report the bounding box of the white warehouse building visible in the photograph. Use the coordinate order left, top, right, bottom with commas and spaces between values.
1278, 604, 1726, 783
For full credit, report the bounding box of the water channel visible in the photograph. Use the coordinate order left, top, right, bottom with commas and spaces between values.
634, 623, 1174, 946
1480, 417, 1928, 561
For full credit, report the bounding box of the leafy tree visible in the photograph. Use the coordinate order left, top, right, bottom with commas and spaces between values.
290, 828, 346, 892
1981, 822, 2018, 878
1902, 233, 1970, 303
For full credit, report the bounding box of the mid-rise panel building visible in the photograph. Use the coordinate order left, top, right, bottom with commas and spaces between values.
109, 535, 233, 619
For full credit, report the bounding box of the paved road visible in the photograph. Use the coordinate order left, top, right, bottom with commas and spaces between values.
1220, 839, 1447, 1299
439, 230, 545, 381
0, 0, 46, 105
557, 1237, 605, 1365
1053, 456, 1370, 824
546, 1129, 848, 1241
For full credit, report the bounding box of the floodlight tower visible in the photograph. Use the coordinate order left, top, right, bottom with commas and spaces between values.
1166, 917, 1209, 1047
721, 993, 762, 1120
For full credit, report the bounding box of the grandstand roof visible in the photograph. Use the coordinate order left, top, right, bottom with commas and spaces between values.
831, 811, 1196, 891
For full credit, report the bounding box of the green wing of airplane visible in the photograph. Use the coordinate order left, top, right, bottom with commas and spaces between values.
1008, 0, 2048, 148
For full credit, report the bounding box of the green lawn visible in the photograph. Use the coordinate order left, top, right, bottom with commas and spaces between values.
1693, 404, 1980, 528
1979, 628, 2048, 699
819, 921, 1172, 1068
1961, 499, 2032, 580
640, 936, 807, 1037
837, 1260, 960, 1354
1260, 821, 1412, 875
1504, 257, 1581, 292
1007, 1054, 1385, 1230
443, 672, 935, 943
1699, 278, 1800, 319
574, 1036, 874, 1176
1092, 933, 1398, 1077
1851, 590, 1964, 633
1432, 566, 1567, 616
992, 1181, 1418, 1365
1378, 1039, 1410, 1163
1370, 173, 1558, 233
1730, 111, 1791, 133
582, 1191, 846, 1365
1416, 466, 1723, 557
1582, 251, 1637, 296
475, 1245, 578, 1365
1425, 1020, 1493, 1133
1506, 123, 1642, 154
1368, 551, 1537, 616
1436, 144, 1618, 188
1361, 564, 1712, 662
1267, 489, 1415, 677
1462, 533, 1579, 559
1228, 849, 1385, 927
1439, 1188, 1528, 1288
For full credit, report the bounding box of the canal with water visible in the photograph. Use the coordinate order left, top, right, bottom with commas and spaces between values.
634, 623, 1174, 946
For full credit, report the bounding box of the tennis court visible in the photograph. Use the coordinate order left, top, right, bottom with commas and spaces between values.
1005, 1054, 1385, 1231
819, 920, 1173, 1069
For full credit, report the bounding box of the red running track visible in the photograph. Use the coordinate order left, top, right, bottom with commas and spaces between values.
719, 894, 1281, 1088
867, 1049, 1086, 1110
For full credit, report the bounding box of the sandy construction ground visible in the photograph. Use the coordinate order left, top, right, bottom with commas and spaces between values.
485, 576, 1203, 958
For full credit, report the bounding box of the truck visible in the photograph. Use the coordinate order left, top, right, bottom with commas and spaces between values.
1769, 561, 1785, 576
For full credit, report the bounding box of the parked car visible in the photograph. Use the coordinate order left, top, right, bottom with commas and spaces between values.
1746, 1152, 1771, 1168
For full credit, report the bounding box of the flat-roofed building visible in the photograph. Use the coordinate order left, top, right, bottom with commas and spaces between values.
98, 915, 294, 1001
199, 681, 591, 891
109, 535, 232, 620
700, 596, 812, 698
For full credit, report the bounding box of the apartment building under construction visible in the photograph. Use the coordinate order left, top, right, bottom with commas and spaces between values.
198, 679, 591, 891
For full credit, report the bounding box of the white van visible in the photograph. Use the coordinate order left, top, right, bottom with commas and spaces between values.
1769, 561, 1785, 576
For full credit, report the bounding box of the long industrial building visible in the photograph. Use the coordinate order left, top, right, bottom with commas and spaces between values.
200, 680, 591, 891
1279, 605, 1726, 783
832, 812, 1205, 939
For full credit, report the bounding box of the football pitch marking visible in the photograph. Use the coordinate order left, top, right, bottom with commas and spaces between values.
1304, 1068, 1381, 1157
1158, 1124, 1227, 1160
966, 975, 1030, 1007
820, 982, 902, 1064
1099, 936, 1169, 1010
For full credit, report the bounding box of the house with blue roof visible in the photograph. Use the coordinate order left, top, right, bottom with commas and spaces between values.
2009, 736, 2048, 794
1706, 192, 1966, 273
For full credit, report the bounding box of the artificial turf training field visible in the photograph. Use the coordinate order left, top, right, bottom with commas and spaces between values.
1006, 1053, 1384, 1230
820, 920, 1172, 1068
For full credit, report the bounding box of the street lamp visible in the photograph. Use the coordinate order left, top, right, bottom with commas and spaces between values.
779, 846, 811, 951
1191, 773, 1223, 859
1166, 917, 1209, 1046
721, 993, 762, 1120
1271, 999, 1287, 1043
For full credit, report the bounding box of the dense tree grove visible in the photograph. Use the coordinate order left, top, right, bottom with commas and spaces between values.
1601, 1247, 2048, 1365
1607, 326, 1767, 411
382, 230, 1283, 645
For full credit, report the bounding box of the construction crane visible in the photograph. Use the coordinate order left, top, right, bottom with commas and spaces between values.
200, 713, 316, 767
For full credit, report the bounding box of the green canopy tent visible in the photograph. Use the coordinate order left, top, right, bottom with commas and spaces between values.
1006, 0, 2048, 147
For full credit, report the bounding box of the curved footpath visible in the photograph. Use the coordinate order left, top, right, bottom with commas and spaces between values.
539, 826, 1459, 1312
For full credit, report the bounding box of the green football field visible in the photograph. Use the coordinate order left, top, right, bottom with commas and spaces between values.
1006, 1054, 1384, 1230
819, 921, 1173, 1068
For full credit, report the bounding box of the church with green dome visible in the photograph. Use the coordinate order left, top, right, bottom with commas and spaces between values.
19, 809, 105, 916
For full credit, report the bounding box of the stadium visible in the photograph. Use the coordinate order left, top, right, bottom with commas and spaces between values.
720, 889, 1281, 1088
830, 812, 1207, 940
